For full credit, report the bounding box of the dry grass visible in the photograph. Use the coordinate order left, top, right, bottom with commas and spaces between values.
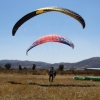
0, 71, 100, 100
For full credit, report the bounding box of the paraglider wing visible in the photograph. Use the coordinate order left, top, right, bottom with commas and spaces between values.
12, 6, 85, 36
26, 34, 74, 55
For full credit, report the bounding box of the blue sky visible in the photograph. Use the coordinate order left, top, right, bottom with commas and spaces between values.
0, 0, 100, 63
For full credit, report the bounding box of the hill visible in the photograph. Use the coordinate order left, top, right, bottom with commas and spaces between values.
0, 57, 100, 70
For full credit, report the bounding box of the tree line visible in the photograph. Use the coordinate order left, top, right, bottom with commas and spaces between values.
0, 63, 64, 71
0, 63, 36, 70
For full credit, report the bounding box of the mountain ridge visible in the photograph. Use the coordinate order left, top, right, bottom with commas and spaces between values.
0, 57, 100, 69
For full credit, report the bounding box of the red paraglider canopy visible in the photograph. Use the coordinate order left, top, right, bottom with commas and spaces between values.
26, 34, 74, 55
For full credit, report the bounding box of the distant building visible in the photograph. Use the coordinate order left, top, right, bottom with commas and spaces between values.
85, 68, 100, 70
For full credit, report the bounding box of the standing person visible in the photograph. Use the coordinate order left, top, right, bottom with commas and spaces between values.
49, 67, 55, 82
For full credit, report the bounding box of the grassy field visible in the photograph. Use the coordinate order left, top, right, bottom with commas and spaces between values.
0, 71, 100, 100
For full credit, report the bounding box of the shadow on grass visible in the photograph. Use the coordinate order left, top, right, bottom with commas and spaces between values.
8, 81, 22, 84
38, 84, 96, 87
8, 81, 96, 87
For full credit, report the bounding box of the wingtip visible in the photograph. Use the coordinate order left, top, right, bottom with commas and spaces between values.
12, 28, 17, 36
12, 31, 15, 36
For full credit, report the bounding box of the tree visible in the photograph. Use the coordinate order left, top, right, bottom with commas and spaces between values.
4, 63, 11, 69
59, 64, 64, 71
19, 65, 22, 70
23, 67, 27, 70
32, 64, 36, 70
